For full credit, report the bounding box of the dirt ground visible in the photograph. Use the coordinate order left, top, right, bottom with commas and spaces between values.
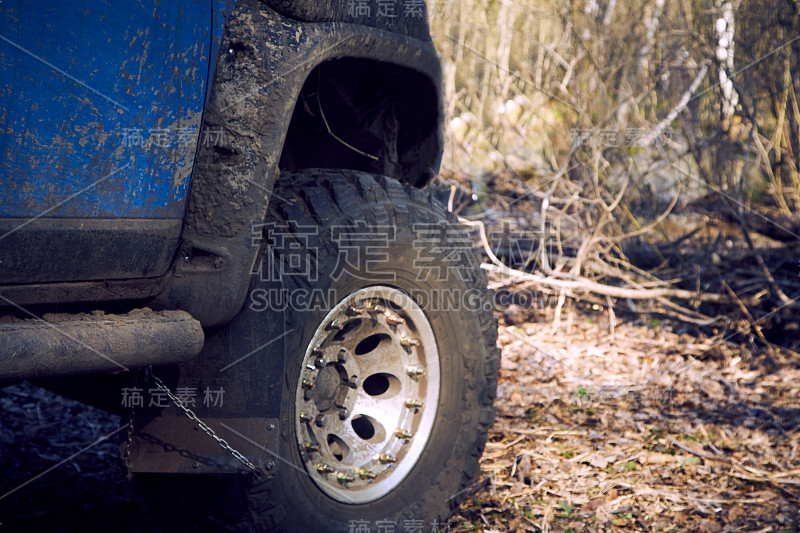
1, 305, 798, 532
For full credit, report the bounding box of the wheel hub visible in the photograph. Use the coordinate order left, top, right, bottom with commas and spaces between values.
311, 364, 346, 412
293, 286, 440, 504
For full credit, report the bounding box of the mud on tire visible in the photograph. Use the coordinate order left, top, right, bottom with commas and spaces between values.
143, 170, 499, 532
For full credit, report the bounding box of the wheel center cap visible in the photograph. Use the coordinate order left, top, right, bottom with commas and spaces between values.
312, 364, 341, 412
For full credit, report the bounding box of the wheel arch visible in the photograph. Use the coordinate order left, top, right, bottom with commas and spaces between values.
156, 0, 443, 327
279, 57, 443, 188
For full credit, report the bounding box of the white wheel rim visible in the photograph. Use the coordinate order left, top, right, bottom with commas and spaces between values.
293, 286, 440, 503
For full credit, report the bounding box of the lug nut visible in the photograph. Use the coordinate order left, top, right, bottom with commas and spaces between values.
327, 320, 343, 330
400, 337, 420, 347
314, 356, 326, 368
299, 412, 313, 423
337, 350, 347, 364
338, 408, 349, 420
366, 304, 386, 315
356, 468, 376, 480
345, 377, 358, 389
406, 366, 425, 377
302, 379, 315, 390
316, 463, 334, 474
336, 472, 355, 483
344, 305, 364, 316
378, 453, 396, 464
384, 312, 405, 325
315, 414, 326, 428
405, 398, 423, 409
395, 429, 412, 440
311, 347, 324, 357
303, 441, 320, 453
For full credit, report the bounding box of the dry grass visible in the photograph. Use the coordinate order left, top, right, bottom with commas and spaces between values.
452, 302, 800, 532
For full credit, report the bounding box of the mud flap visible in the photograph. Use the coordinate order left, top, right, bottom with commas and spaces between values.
127, 274, 288, 475
128, 416, 279, 475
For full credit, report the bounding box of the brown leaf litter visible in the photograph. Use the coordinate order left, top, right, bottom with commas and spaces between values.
452, 304, 800, 532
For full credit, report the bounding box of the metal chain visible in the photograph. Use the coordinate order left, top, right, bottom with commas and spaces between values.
123, 371, 137, 479
144, 369, 262, 475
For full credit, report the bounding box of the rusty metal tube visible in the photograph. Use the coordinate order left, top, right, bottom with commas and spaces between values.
0, 309, 204, 382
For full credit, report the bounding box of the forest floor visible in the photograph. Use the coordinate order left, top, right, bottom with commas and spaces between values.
0, 382, 156, 533
452, 304, 800, 532
445, 168, 800, 532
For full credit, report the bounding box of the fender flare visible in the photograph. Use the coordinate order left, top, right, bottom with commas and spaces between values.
157, 0, 443, 327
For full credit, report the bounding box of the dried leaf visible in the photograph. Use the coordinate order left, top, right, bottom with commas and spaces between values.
697, 519, 723, 533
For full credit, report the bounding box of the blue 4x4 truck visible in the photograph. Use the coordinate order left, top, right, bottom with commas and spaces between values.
0, 1, 499, 531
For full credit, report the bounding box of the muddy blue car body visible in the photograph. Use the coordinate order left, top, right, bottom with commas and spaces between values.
1, 0, 440, 306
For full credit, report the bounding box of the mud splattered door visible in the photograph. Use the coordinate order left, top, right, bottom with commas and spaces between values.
0, 1, 212, 283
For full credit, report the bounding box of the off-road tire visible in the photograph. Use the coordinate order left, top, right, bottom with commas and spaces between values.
141, 170, 499, 532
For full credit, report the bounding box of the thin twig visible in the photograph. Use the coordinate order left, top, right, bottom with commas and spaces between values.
316, 89, 379, 161
481, 262, 728, 303
721, 281, 777, 357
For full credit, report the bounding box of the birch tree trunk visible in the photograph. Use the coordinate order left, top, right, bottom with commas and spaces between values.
715, 0, 738, 120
